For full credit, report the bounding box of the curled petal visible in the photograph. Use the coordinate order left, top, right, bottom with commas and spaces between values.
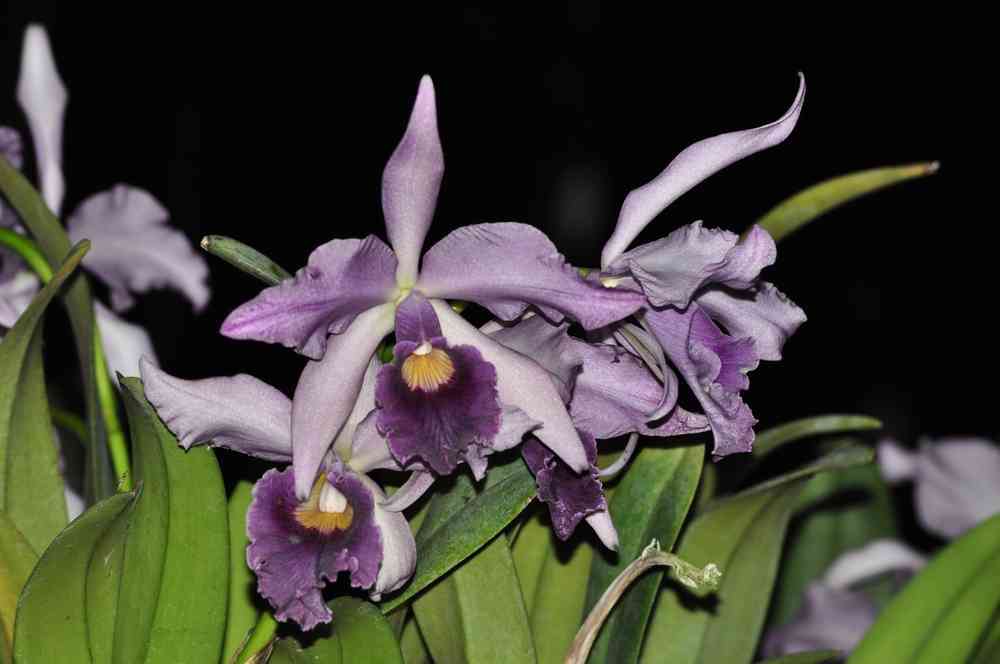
432, 300, 590, 473
350, 412, 401, 473
697, 281, 806, 362
222, 236, 397, 359
0, 271, 39, 330
418, 223, 645, 330
291, 304, 395, 499
823, 539, 926, 589
584, 511, 620, 551
96, 303, 157, 385
489, 315, 582, 403
762, 583, 876, 658
359, 474, 417, 598
66, 186, 209, 312
601, 73, 805, 267
380, 470, 435, 512
382, 75, 444, 285
605, 222, 776, 309
140, 357, 292, 462
16, 25, 67, 215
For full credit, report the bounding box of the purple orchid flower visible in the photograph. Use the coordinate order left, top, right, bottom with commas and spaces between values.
220, 76, 645, 500
2, 25, 209, 378
139, 357, 416, 630
590, 75, 808, 458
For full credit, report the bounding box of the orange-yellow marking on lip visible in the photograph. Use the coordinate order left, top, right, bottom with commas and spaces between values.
295, 476, 354, 534
401, 343, 455, 392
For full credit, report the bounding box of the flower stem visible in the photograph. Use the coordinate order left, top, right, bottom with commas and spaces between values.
564, 540, 721, 664
231, 612, 278, 664
0, 227, 132, 491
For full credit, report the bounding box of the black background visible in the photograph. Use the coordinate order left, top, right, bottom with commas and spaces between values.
0, 5, 988, 450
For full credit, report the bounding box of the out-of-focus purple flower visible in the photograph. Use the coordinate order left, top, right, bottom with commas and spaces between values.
221, 76, 645, 500
879, 437, 1000, 539
763, 539, 925, 658
140, 357, 417, 629
593, 76, 808, 459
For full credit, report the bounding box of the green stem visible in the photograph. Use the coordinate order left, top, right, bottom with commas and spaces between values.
0, 227, 132, 491
231, 612, 278, 663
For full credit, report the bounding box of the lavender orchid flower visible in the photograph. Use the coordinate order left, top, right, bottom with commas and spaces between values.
592, 75, 808, 459
139, 357, 416, 630
221, 76, 645, 499
3, 25, 209, 379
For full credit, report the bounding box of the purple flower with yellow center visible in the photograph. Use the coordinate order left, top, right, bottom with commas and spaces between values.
591, 75, 809, 458
220, 76, 644, 500
139, 357, 416, 630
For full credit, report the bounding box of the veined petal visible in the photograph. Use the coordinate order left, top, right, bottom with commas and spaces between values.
291, 304, 395, 499
333, 356, 382, 462
357, 473, 417, 598
96, 303, 157, 384
0, 271, 39, 330
601, 74, 805, 267
140, 357, 292, 462
418, 223, 645, 330
382, 75, 444, 286
67, 185, 209, 312
605, 222, 776, 309
697, 281, 806, 361
16, 25, 67, 215
222, 236, 397, 359
431, 300, 590, 472
489, 315, 582, 403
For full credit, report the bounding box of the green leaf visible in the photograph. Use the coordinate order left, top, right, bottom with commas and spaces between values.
13, 492, 134, 662
381, 460, 537, 613
0, 157, 113, 502
0, 511, 37, 662
511, 508, 593, 664
640, 445, 874, 664
111, 378, 229, 664
271, 597, 403, 664
756, 651, 841, 664
414, 531, 535, 664
769, 463, 897, 627
200, 235, 292, 285
400, 616, 431, 664
755, 162, 938, 242
752, 415, 882, 458
848, 513, 1000, 664
223, 480, 259, 662
0, 241, 89, 551
584, 443, 704, 664
970, 610, 1000, 664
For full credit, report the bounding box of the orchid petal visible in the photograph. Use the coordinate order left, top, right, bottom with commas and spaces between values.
431, 300, 589, 472
584, 511, 620, 551
823, 539, 926, 589
140, 357, 292, 462
291, 304, 395, 499
0, 271, 39, 330
697, 281, 806, 361
598, 434, 639, 479
489, 315, 582, 403
333, 356, 381, 462
493, 405, 542, 451
96, 303, 157, 384
418, 222, 644, 330
357, 473, 417, 598
601, 74, 805, 267
16, 25, 67, 215
382, 75, 443, 286
605, 222, 776, 309
222, 236, 397, 359
762, 583, 876, 657
0, 127, 24, 171
349, 412, 402, 473
66, 185, 209, 312
380, 471, 435, 512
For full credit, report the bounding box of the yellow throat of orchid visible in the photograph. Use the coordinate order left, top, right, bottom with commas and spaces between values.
295, 476, 354, 534
401, 341, 455, 392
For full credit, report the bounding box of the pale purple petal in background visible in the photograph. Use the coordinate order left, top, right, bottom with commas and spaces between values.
16, 25, 67, 215
697, 282, 806, 361
601, 74, 805, 267
418, 223, 644, 330
140, 357, 292, 462
96, 303, 158, 384
0, 126, 24, 171
762, 584, 876, 658
489, 315, 582, 403
222, 236, 396, 359
823, 539, 925, 588
332, 356, 382, 462
66, 185, 209, 312
382, 75, 444, 285
0, 271, 39, 330
0, 128, 27, 281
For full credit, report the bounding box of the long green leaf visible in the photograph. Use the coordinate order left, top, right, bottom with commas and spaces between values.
756, 162, 938, 242
381, 460, 537, 613
848, 513, 1000, 664
0, 241, 88, 551
400, 616, 431, 664
640, 445, 874, 664
13, 492, 134, 662
271, 597, 403, 664
511, 509, 593, 664
0, 512, 37, 663
752, 415, 881, 458
0, 157, 113, 501
223, 480, 258, 662
584, 443, 703, 664
112, 378, 228, 663
756, 651, 841, 664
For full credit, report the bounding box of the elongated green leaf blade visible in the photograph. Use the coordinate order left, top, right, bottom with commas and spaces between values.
200, 235, 291, 286
0, 242, 88, 551
400, 616, 431, 664
0, 512, 37, 662
640, 446, 874, 664
756, 162, 938, 242
848, 513, 1000, 664
271, 597, 403, 664
752, 415, 881, 458
112, 378, 228, 664
584, 444, 703, 664
13, 492, 134, 663
0, 157, 113, 501
223, 480, 258, 662
756, 651, 841, 664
